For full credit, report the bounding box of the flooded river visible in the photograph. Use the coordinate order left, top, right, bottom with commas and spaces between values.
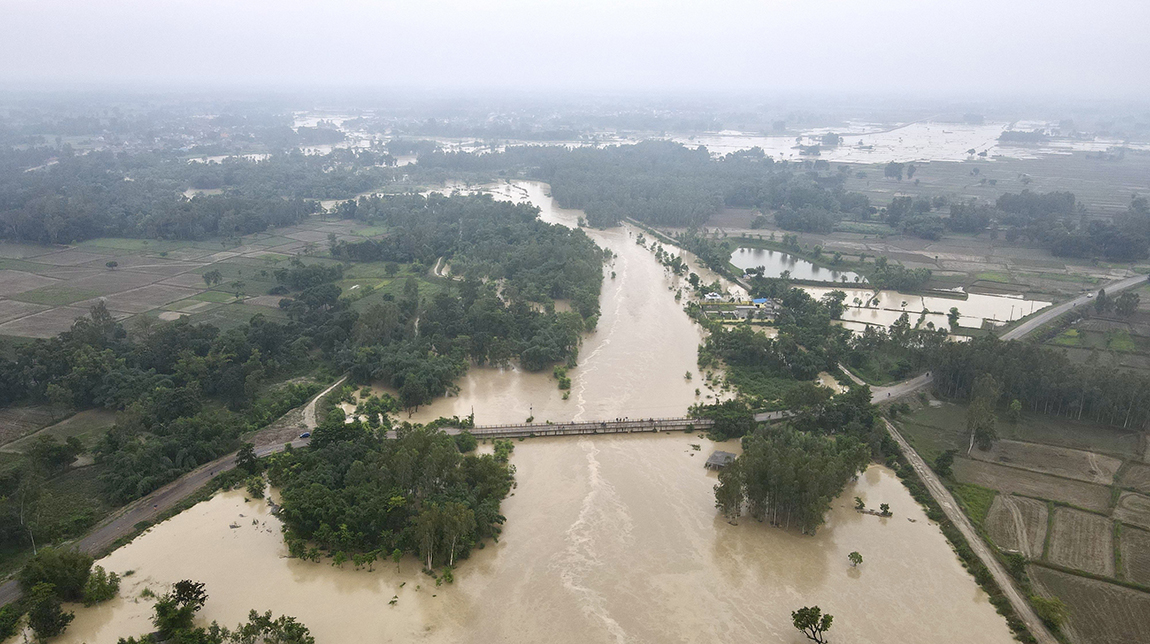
391, 181, 715, 425
51, 438, 1015, 644
41, 179, 1018, 644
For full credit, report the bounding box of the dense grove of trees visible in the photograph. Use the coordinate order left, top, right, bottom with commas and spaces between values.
931, 335, 1150, 429
418, 141, 873, 228
332, 194, 605, 409
714, 386, 877, 534
268, 418, 513, 570
997, 191, 1149, 261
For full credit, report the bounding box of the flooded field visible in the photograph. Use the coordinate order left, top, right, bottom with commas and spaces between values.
730, 247, 863, 283
804, 285, 1050, 330
49, 436, 1015, 644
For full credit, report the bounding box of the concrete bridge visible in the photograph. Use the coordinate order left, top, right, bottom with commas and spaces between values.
443, 416, 713, 439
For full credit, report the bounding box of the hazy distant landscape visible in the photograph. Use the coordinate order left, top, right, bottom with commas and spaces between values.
0, 1, 1148, 643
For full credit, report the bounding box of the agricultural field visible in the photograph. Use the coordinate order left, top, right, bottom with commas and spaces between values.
0, 405, 59, 446
984, 494, 1048, 558
0, 409, 116, 454
950, 459, 1113, 514
1120, 463, 1150, 495
1046, 507, 1115, 577
967, 439, 1122, 485
1113, 492, 1150, 531
0, 216, 385, 340
1029, 565, 1150, 644
1119, 525, 1150, 586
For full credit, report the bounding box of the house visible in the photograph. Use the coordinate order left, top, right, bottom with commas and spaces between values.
705, 451, 738, 470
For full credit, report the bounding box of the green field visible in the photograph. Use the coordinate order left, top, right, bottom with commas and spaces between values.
192, 290, 239, 303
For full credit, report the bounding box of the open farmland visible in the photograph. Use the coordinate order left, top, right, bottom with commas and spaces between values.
1120, 526, 1150, 586
0, 405, 59, 446
1113, 492, 1150, 531
0, 217, 379, 340
984, 494, 1048, 558
950, 458, 1113, 514
1121, 463, 1150, 495
0, 409, 116, 453
1047, 507, 1115, 577
1029, 565, 1150, 644
967, 439, 1121, 485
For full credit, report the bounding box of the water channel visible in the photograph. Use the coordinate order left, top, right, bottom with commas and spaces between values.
41, 181, 1018, 644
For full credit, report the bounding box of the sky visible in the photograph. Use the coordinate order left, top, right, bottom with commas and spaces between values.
3, 0, 1149, 99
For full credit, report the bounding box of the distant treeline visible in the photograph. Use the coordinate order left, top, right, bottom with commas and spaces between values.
417, 141, 875, 229
0, 147, 393, 244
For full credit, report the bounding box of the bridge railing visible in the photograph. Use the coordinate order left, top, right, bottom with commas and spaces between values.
460, 415, 710, 431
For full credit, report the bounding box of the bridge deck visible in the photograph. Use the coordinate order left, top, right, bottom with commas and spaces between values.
449, 416, 714, 439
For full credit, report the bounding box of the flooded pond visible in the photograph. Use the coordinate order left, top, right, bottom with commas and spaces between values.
730, 247, 863, 283
50, 436, 1015, 644
805, 286, 1049, 331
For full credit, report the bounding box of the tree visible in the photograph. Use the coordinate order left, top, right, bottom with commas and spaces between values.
854, 496, 865, 511
82, 565, 120, 606
792, 606, 834, 643
203, 269, 223, 287
1094, 288, 1110, 314
246, 476, 265, 499
1114, 291, 1140, 317
153, 580, 208, 637
696, 399, 756, 440
848, 551, 863, 567
967, 374, 1000, 452
879, 503, 890, 516
947, 307, 961, 331
19, 547, 94, 602
105, 260, 118, 270
45, 383, 72, 420
884, 162, 904, 181
236, 442, 259, 473
1007, 399, 1022, 424
934, 449, 957, 478
26, 582, 74, 640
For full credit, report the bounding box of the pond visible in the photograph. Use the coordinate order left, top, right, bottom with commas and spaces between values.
729, 247, 863, 283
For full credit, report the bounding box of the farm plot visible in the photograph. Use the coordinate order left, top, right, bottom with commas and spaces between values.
0, 270, 58, 296
1120, 526, 1150, 586
967, 440, 1121, 485
29, 249, 113, 266
0, 306, 129, 338
1029, 565, 1150, 644
0, 300, 50, 324
1120, 463, 1150, 495
75, 283, 199, 314
1113, 492, 1150, 531
0, 409, 117, 453
984, 494, 1048, 558
1048, 507, 1115, 577
0, 405, 58, 447
951, 458, 1113, 513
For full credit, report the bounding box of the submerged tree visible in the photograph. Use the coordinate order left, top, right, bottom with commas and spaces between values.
792, 605, 834, 643
848, 551, 863, 567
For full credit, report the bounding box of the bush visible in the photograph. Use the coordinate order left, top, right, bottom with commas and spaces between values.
0, 605, 22, 640
82, 565, 121, 606
26, 582, 74, 640
246, 476, 266, 499
454, 431, 478, 453
1030, 595, 1068, 629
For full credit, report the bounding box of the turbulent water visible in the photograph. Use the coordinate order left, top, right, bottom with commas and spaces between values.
41, 181, 1018, 644
48, 440, 1015, 644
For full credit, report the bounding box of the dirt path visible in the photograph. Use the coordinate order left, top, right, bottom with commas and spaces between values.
884, 419, 1057, 644
0, 376, 345, 608
1003, 496, 1032, 559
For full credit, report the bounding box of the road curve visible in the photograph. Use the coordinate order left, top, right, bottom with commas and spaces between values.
884, 419, 1058, 644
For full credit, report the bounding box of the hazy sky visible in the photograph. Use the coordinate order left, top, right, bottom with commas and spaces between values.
3, 0, 1149, 98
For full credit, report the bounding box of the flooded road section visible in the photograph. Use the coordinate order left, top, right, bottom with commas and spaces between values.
394, 181, 714, 425
50, 436, 1016, 644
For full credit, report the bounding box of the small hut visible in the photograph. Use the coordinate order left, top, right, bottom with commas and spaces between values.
704, 451, 737, 470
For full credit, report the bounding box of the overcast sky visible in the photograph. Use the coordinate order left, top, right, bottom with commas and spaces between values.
3, 0, 1148, 98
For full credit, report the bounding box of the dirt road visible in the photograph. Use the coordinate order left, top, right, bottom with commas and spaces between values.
884, 419, 1058, 644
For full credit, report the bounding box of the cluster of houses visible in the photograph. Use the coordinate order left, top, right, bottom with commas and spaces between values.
701, 292, 779, 321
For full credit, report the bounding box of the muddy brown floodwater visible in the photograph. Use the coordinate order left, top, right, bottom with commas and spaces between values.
46, 436, 1015, 644
40, 181, 1016, 644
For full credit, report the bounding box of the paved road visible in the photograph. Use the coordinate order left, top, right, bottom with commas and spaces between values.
0, 376, 346, 607
1001, 273, 1146, 341
884, 419, 1058, 644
